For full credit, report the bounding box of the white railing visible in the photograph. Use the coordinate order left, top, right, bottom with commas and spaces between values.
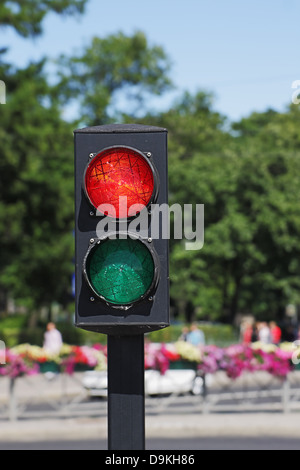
1, 369, 300, 420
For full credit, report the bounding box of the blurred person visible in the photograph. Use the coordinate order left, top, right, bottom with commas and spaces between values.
258, 321, 272, 343
270, 321, 282, 345
251, 322, 259, 342
186, 323, 205, 346
179, 326, 189, 342
43, 322, 63, 355
284, 325, 296, 342
242, 321, 253, 344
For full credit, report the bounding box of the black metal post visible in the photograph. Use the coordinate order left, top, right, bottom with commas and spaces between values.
107, 334, 145, 450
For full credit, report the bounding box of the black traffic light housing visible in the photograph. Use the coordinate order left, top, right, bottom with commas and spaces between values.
74, 124, 169, 335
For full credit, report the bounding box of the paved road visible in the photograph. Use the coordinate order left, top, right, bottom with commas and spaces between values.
1, 372, 300, 450
1, 408, 300, 451
1, 436, 300, 450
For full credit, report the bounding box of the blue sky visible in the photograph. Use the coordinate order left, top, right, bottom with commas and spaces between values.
3, 0, 299, 121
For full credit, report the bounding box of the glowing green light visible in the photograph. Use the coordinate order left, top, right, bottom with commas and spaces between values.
86, 237, 155, 305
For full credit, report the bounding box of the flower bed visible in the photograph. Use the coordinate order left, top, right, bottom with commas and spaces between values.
145, 341, 298, 379
0, 341, 298, 380
0, 349, 39, 379
0, 343, 107, 378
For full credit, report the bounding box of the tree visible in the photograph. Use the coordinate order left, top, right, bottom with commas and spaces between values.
0, 27, 173, 315
0, 60, 75, 312
0, 0, 88, 315
141, 91, 234, 321
230, 106, 300, 318
143, 95, 300, 323
0, 0, 87, 38
57, 31, 173, 125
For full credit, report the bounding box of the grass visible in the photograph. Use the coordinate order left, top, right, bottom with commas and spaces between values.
0, 314, 239, 348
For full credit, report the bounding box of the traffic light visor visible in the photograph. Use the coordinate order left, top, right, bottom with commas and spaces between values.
84, 146, 157, 219
84, 236, 158, 307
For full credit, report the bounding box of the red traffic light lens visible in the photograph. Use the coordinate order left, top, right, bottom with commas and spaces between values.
84, 146, 156, 219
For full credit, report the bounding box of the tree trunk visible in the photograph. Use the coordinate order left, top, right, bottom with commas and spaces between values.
229, 277, 242, 324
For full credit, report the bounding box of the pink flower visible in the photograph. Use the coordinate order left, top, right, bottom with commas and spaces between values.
0, 350, 39, 379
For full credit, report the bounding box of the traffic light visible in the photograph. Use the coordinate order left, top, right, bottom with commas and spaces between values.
74, 124, 169, 335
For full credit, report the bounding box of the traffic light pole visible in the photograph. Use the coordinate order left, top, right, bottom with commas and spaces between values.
107, 334, 145, 450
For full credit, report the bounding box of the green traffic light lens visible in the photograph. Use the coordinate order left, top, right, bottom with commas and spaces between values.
85, 237, 156, 306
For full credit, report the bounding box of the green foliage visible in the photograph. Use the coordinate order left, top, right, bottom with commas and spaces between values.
0, 0, 299, 327
57, 31, 173, 125
0, 25, 173, 315
141, 96, 300, 322
0, 314, 27, 347
0, 0, 87, 37
0, 316, 237, 348
0, 60, 75, 309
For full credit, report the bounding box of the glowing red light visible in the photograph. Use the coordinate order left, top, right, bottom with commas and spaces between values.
84, 147, 155, 219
